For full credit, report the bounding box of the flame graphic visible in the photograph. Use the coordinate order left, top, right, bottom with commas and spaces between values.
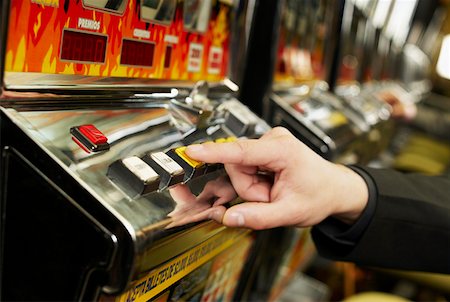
5, 0, 231, 82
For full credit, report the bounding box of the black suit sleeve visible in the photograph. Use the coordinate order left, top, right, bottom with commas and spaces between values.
311, 166, 450, 274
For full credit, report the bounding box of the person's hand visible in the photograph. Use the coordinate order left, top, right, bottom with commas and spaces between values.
377, 91, 417, 121
183, 127, 369, 229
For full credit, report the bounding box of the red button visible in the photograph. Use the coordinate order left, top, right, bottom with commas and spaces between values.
78, 124, 107, 145
293, 103, 305, 114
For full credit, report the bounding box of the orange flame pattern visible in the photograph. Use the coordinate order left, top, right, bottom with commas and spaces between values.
5, 0, 230, 82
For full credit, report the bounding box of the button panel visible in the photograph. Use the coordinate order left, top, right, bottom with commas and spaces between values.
107, 136, 236, 197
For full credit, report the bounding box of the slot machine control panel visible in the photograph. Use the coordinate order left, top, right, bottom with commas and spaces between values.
0, 90, 270, 300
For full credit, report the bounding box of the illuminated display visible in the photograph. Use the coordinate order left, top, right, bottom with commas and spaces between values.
120, 39, 155, 67
6, 0, 231, 81
60, 29, 107, 63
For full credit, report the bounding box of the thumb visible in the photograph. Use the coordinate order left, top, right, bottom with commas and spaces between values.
222, 201, 295, 229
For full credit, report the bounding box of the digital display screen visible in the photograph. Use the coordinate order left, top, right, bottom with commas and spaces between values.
120, 39, 155, 67
60, 29, 107, 63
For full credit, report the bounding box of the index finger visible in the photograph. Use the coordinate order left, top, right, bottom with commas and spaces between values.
185, 139, 285, 170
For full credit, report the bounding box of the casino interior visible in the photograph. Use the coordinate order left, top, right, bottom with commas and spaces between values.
0, 0, 449, 301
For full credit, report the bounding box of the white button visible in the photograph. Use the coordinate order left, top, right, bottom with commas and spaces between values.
122, 156, 159, 183
150, 152, 184, 175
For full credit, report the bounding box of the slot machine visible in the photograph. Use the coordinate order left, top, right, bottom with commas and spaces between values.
0, 0, 273, 301
331, 0, 400, 164
265, 0, 371, 165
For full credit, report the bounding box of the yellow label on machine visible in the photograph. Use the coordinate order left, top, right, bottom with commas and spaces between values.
116, 229, 250, 302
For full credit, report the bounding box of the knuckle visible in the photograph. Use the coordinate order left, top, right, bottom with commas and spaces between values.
272, 126, 291, 136
234, 140, 248, 165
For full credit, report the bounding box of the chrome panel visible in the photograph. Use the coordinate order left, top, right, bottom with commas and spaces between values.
1, 95, 270, 281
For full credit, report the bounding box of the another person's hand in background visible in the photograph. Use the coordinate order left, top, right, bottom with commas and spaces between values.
175, 127, 369, 229
377, 90, 418, 121
377, 89, 450, 141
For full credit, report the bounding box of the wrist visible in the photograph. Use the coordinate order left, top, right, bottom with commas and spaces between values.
330, 165, 369, 224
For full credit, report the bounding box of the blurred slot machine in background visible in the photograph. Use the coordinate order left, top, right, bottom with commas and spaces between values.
0, 0, 281, 301
331, 0, 397, 164
333, 0, 444, 166
249, 0, 448, 300
264, 0, 370, 165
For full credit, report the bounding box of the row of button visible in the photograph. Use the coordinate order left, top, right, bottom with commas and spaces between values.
107, 137, 236, 197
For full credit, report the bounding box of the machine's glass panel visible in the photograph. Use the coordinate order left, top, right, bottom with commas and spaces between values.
60, 30, 107, 64
141, 0, 177, 25
83, 0, 128, 14
120, 39, 155, 67
183, 0, 212, 33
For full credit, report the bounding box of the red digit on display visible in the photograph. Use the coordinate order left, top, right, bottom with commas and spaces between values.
72, 35, 82, 61
84, 37, 93, 62
95, 38, 106, 62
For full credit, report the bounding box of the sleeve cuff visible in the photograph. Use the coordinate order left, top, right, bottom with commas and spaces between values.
312, 165, 378, 247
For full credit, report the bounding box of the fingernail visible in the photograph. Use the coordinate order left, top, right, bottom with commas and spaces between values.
228, 212, 245, 227
186, 144, 204, 153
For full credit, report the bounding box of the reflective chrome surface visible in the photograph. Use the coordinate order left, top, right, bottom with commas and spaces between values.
2, 95, 270, 278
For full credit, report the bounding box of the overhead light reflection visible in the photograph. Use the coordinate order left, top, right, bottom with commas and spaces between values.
436, 34, 450, 80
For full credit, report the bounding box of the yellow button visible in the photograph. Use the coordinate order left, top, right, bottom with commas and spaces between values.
215, 137, 237, 143
215, 138, 227, 143
175, 146, 205, 168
